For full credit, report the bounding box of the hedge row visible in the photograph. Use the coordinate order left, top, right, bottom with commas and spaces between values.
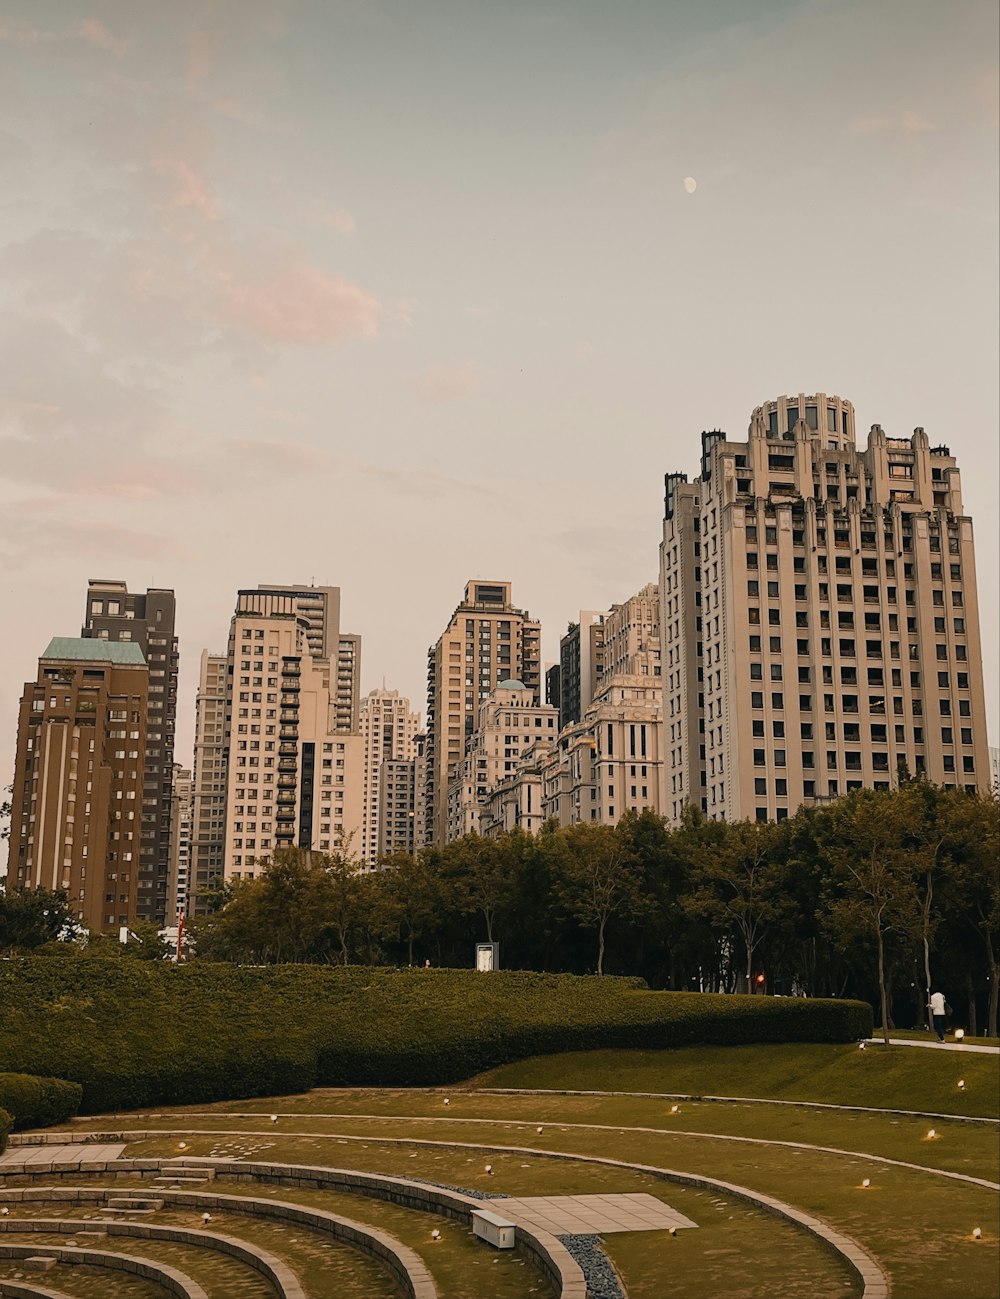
0, 1073, 83, 1131
0, 961, 872, 1114
0, 1107, 11, 1154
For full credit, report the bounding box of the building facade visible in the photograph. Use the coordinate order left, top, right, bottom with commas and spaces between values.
445, 680, 559, 840
424, 580, 541, 847
166, 765, 192, 919
359, 689, 420, 863
659, 393, 991, 822
81, 580, 178, 923
8, 638, 149, 932
557, 612, 608, 728
222, 586, 363, 879
188, 651, 227, 913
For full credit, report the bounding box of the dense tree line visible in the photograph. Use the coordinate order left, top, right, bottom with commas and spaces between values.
185, 782, 998, 1037
3, 783, 997, 1036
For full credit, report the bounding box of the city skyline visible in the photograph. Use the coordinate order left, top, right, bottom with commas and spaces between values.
2, 0, 998, 843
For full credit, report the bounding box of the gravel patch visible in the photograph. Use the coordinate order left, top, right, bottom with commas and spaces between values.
559, 1234, 625, 1299
411, 1179, 510, 1201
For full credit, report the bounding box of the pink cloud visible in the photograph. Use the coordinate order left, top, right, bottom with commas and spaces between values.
310, 203, 357, 236
210, 251, 380, 344
415, 362, 482, 402
153, 155, 220, 221
79, 18, 127, 57
850, 109, 935, 136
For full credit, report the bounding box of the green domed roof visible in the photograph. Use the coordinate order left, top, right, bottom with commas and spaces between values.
498, 678, 526, 690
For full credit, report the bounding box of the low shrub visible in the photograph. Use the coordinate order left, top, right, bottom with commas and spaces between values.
0, 1073, 83, 1131
0, 961, 872, 1113
0, 1107, 11, 1154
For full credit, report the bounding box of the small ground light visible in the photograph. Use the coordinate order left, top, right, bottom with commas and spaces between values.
973, 1228, 982, 1240
859, 1042, 866, 1050
668, 1227, 677, 1237
862, 1178, 871, 1188
959, 1079, 966, 1089
1, 1207, 8, 1216
443, 1098, 450, 1106
955, 1029, 965, 1041
927, 1128, 937, 1139
537, 1126, 543, 1134
670, 1105, 680, 1113
202, 1212, 211, 1224
178, 1142, 187, 1149
431, 1229, 441, 1241
270, 1114, 278, 1123
485, 1164, 493, 1175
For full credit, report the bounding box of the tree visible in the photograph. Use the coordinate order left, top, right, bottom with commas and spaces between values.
898, 782, 963, 1028
948, 790, 1000, 1037
441, 834, 515, 945
314, 843, 367, 965
0, 783, 12, 842
379, 851, 443, 965
0, 886, 71, 953
818, 789, 918, 1045
553, 823, 643, 975
684, 818, 787, 993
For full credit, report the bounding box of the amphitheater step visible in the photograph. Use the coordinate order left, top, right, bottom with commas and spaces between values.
104, 1197, 164, 1210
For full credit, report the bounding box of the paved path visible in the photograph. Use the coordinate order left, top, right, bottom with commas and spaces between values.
866, 1037, 999, 1054
488, 1192, 697, 1235
0, 1144, 126, 1167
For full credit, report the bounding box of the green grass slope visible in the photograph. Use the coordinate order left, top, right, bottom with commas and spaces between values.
474, 1041, 1000, 1118
0, 961, 871, 1113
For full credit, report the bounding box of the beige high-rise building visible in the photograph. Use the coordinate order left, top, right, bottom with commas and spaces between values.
424, 580, 541, 847
446, 680, 559, 840
659, 393, 991, 823
222, 587, 363, 879
359, 689, 420, 864
8, 638, 149, 932
189, 651, 227, 913
166, 765, 192, 919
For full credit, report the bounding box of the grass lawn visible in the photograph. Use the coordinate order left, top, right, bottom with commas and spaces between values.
470, 1040, 1000, 1118
20, 1040, 1000, 1299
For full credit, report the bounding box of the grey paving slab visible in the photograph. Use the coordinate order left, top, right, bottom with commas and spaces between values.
0, 1144, 126, 1167
486, 1192, 698, 1235
866, 1037, 999, 1054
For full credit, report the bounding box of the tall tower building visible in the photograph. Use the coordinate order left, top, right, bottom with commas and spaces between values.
424, 580, 541, 847
166, 765, 192, 919
8, 638, 149, 932
222, 586, 363, 880
189, 651, 227, 913
359, 689, 420, 864
558, 612, 608, 728
81, 580, 178, 923
659, 393, 991, 823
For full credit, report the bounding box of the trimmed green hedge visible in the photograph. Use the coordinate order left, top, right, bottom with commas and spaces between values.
0, 961, 872, 1114
0, 1107, 11, 1154
0, 1073, 83, 1131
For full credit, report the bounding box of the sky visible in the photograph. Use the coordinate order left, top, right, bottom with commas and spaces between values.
1, 0, 998, 844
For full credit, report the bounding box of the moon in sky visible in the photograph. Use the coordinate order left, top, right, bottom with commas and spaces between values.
684, 177, 697, 194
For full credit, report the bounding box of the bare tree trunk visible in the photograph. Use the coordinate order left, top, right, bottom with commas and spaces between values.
877, 922, 891, 1046
597, 914, 606, 975
922, 870, 934, 1031
407, 927, 414, 966
988, 955, 999, 1039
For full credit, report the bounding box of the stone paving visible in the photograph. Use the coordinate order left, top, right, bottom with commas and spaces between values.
0, 1144, 126, 1167
485, 1192, 697, 1236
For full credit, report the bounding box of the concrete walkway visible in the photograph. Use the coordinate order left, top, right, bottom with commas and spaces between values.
866, 1037, 999, 1054
0, 1143, 126, 1167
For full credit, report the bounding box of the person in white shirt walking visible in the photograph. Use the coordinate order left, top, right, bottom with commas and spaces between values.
929, 990, 948, 1042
